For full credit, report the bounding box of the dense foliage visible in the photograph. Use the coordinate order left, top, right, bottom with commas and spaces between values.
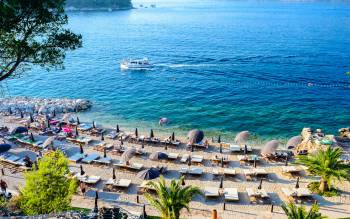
282, 202, 326, 219
296, 147, 350, 194
144, 176, 202, 219
18, 151, 78, 215
0, 0, 82, 81
65, 0, 132, 9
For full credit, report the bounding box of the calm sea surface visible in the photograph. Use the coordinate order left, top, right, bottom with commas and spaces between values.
4, 0, 350, 141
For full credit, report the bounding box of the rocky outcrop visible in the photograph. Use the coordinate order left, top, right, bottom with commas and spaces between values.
294, 127, 334, 154
339, 128, 350, 141
0, 96, 92, 115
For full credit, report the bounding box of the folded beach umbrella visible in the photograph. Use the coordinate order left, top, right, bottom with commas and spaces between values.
258, 179, 263, 190
135, 128, 138, 137
75, 126, 79, 136
187, 129, 204, 144
234, 131, 250, 144
53, 109, 56, 117
137, 167, 160, 180
295, 177, 300, 189
261, 140, 279, 155
112, 168, 116, 180
30, 133, 35, 142
149, 152, 168, 161
11, 126, 28, 135
0, 144, 11, 153
101, 133, 104, 141
47, 119, 51, 128
171, 132, 175, 141
20, 111, 24, 118
286, 136, 302, 149
150, 129, 154, 138
219, 176, 224, 189
116, 124, 120, 133
76, 117, 80, 125
29, 114, 34, 123
121, 148, 136, 162
80, 145, 84, 154
94, 191, 98, 213
92, 121, 96, 129
104, 147, 107, 158
218, 135, 221, 143
244, 145, 248, 155
42, 136, 55, 148
80, 164, 85, 176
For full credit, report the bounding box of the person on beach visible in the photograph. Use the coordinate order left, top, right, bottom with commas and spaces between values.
0, 179, 7, 193
80, 182, 86, 196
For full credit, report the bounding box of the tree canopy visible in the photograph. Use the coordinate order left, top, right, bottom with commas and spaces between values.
0, 0, 82, 81
145, 176, 202, 219
18, 151, 78, 215
296, 147, 350, 194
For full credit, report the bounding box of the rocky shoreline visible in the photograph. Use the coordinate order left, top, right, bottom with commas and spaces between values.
0, 97, 92, 115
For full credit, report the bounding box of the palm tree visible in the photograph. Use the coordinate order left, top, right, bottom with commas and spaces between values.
296, 146, 350, 193
144, 176, 202, 219
282, 202, 326, 219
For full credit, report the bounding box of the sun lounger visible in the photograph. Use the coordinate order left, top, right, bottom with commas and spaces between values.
282, 166, 301, 175
77, 175, 101, 184
180, 154, 189, 163
179, 167, 188, 174
243, 169, 268, 180
167, 153, 179, 160
282, 187, 313, 203
191, 155, 204, 164
0, 153, 27, 166
105, 178, 131, 188
138, 180, 156, 193
189, 167, 203, 175
212, 168, 220, 176
229, 144, 241, 152
68, 153, 85, 162
81, 153, 100, 164
114, 161, 144, 171
94, 157, 112, 165
204, 187, 220, 199
246, 188, 270, 204
78, 123, 93, 131
224, 188, 239, 201
223, 168, 236, 176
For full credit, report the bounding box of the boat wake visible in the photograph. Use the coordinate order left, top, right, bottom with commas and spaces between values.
155, 63, 219, 68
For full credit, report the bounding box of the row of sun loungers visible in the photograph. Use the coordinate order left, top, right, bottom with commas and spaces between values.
204, 187, 239, 201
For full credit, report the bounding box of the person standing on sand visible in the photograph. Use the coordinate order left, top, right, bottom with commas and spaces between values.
80, 182, 86, 196
0, 179, 8, 193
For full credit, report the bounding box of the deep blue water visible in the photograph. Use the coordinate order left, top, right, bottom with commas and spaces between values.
4, 0, 350, 140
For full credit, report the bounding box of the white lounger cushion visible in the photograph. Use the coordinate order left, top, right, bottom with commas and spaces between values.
204, 187, 219, 197
224, 188, 239, 201
180, 154, 189, 163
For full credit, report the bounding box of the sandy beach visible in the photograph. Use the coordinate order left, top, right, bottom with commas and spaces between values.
1, 115, 350, 219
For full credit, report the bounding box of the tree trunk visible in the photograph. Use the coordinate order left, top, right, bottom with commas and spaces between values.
0, 60, 21, 81
319, 178, 328, 193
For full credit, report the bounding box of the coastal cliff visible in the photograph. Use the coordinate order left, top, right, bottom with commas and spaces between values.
65, 0, 133, 11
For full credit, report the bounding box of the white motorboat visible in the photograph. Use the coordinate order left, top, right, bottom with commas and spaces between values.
120, 58, 152, 70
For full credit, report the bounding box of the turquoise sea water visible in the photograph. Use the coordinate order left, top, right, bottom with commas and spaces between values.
3, 0, 350, 141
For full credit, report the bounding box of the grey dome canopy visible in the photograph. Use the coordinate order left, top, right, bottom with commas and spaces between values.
149, 152, 168, 161
234, 131, 250, 144
187, 129, 204, 144
121, 148, 136, 162
0, 144, 11, 153
261, 140, 279, 155
287, 136, 302, 148
137, 167, 160, 180
11, 126, 28, 135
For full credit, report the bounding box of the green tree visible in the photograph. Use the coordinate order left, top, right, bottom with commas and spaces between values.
0, 0, 82, 81
282, 202, 326, 219
296, 147, 350, 193
144, 176, 202, 219
18, 151, 78, 215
